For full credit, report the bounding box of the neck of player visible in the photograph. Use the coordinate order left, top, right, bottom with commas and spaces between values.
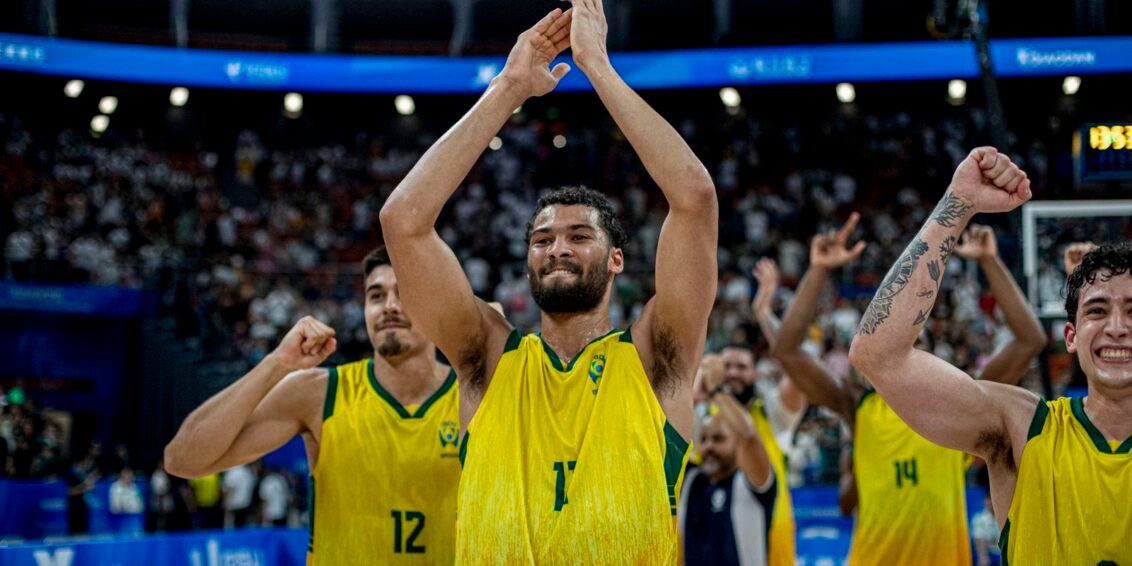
373, 343, 448, 406
1084, 384, 1132, 442
540, 304, 614, 364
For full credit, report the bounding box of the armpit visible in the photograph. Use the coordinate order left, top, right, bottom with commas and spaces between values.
649, 324, 686, 399
974, 428, 1016, 471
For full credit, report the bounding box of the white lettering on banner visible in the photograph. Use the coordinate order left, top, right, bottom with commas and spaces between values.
728, 55, 812, 80
190, 539, 265, 566
0, 42, 46, 64
1015, 48, 1096, 68
32, 548, 74, 566
223, 61, 290, 83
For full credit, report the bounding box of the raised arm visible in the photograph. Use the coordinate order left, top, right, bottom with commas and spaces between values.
164, 317, 333, 478
713, 392, 773, 487
954, 225, 1048, 384
849, 148, 1038, 459
379, 9, 572, 379
769, 215, 865, 424
569, 0, 717, 388
752, 258, 782, 348
1063, 241, 1098, 278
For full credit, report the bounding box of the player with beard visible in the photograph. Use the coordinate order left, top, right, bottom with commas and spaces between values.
379, 1, 716, 562
165, 247, 461, 564
850, 147, 1132, 563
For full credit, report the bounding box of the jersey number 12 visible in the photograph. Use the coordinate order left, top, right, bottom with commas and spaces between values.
391, 510, 425, 553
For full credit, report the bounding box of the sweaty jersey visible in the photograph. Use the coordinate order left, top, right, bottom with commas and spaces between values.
309, 358, 461, 565
457, 328, 691, 565
1000, 397, 1132, 564
848, 391, 970, 566
750, 400, 796, 566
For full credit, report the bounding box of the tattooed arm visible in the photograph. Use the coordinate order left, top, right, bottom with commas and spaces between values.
849, 148, 1039, 461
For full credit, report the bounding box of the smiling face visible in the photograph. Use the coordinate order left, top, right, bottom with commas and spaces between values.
526, 204, 623, 314
364, 265, 428, 358
697, 416, 738, 480
1065, 271, 1132, 391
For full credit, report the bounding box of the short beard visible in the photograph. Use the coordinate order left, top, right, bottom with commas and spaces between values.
376, 332, 409, 357
529, 257, 609, 314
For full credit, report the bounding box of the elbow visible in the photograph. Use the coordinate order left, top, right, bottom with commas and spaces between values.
378, 195, 428, 240
669, 171, 717, 212
163, 444, 198, 479
1022, 329, 1050, 357
848, 336, 883, 381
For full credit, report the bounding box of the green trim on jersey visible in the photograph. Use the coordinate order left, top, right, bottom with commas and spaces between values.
998, 518, 1011, 566
366, 359, 457, 419
322, 367, 339, 421
1070, 397, 1132, 454
1026, 398, 1049, 441
619, 325, 634, 343
503, 329, 522, 353
855, 388, 876, 412
663, 421, 690, 516
536, 328, 623, 372
459, 431, 470, 467
307, 476, 316, 553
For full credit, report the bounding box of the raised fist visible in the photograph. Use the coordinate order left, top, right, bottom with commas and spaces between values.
954, 224, 998, 260
810, 212, 867, 269
1063, 242, 1097, 276
272, 316, 337, 372
949, 147, 1033, 216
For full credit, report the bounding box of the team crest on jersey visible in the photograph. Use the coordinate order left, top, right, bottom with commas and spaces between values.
438, 421, 459, 449
588, 354, 606, 395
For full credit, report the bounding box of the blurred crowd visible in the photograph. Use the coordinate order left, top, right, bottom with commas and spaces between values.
1, 98, 1059, 494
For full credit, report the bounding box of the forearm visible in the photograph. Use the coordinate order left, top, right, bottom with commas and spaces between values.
381, 78, 525, 235
164, 354, 291, 476
754, 311, 780, 350
854, 191, 974, 367
771, 266, 830, 357
979, 255, 1047, 352
735, 436, 773, 487
583, 60, 714, 208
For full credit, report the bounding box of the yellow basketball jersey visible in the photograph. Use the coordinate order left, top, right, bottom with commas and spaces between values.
1001, 397, 1132, 564
309, 358, 461, 565
456, 328, 690, 565
848, 391, 970, 566
750, 400, 796, 566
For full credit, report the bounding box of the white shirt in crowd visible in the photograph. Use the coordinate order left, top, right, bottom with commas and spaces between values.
222, 465, 256, 511
259, 472, 290, 523
109, 477, 144, 514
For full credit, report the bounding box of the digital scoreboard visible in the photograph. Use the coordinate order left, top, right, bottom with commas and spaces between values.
1075, 124, 1132, 183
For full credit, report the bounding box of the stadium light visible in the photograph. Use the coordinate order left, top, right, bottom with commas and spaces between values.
719, 87, 741, 108
489, 136, 503, 151
284, 92, 303, 114
170, 87, 189, 107
836, 82, 855, 104
394, 95, 416, 116
64, 79, 84, 98
91, 115, 109, 133
948, 79, 967, 102
99, 96, 118, 115
1062, 76, 1081, 95
553, 135, 567, 149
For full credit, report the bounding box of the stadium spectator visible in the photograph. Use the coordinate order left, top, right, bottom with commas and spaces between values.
109, 466, 145, 536
222, 463, 256, 528
258, 468, 290, 527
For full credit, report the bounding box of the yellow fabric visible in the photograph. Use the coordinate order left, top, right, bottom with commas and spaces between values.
847, 392, 970, 566
310, 358, 461, 565
1002, 397, 1132, 564
750, 400, 796, 566
189, 473, 220, 507
457, 329, 690, 565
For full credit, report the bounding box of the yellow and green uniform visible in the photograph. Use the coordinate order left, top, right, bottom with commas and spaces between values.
848, 391, 970, 566
457, 328, 691, 564
309, 358, 461, 565
751, 400, 796, 566
1000, 397, 1132, 564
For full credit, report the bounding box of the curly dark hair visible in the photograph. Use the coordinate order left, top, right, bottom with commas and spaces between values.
1064, 243, 1132, 323
362, 246, 391, 278
525, 186, 628, 249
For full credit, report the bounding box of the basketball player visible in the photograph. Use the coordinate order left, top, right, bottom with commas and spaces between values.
164, 248, 460, 564
379, 1, 717, 562
850, 147, 1132, 563
770, 213, 1046, 565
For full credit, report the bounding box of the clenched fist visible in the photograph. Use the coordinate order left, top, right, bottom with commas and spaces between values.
272, 316, 337, 372
948, 147, 1033, 216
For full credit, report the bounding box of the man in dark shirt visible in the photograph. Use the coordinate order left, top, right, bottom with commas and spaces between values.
680, 387, 776, 566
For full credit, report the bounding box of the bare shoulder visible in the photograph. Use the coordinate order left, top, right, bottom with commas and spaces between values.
977, 381, 1042, 469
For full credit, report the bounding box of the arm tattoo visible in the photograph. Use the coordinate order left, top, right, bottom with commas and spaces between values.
858, 238, 930, 335
913, 309, 929, 326
930, 193, 974, 228
927, 260, 942, 282
917, 288, 935, 299
938, 236, 958, 264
